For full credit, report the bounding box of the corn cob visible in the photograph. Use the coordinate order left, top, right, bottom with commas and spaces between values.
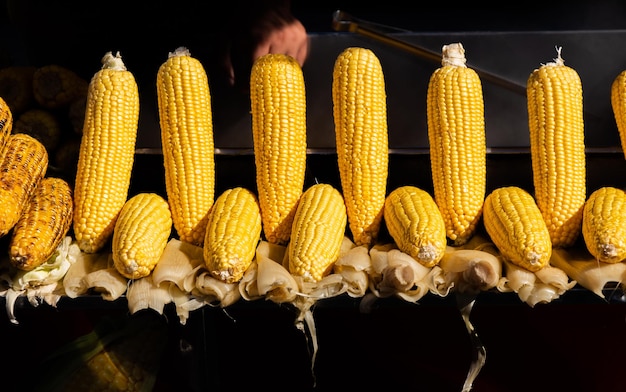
13, 108, 62, 153
483, 186, 552, 272
383, 185, 447, 268
204, 187, 262, 283
250, 53, 307, 245
157, 46, 215, 247
0, 95, 12, 151
611, 70, 626, 159
32, 64, 88, 109
288, 183, 347, 282
332, 47, 389, 248
73, 51, 139, 253
0, 65, 36, 115
0, 133, 48, 237
582, 186, 626, 263
9, 176, 73, 271
427, 42, 486, 246
112, 193, 172, 280
527, 46, 586, 248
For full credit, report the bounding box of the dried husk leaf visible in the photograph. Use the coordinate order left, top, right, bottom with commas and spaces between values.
151, 239, 204, 290
549, 246, 626, 298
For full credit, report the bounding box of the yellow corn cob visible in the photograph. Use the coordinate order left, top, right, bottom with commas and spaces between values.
0, 133, 48, 237
483, 186, 552, 272
0, 65, 36, 115
610, 70, 626, 159
157, 46, 215, 247
427, 42, 486, 246
383, 185, 447, 268
9, 176, 73, 271
250, 53, 307, 245
112, 193, 172, 280
32, 64, 88, 109
288, 183, 347, 282
527, 46, 586, 248
0, 95, 12, 152
73, 51, 139, 253
332, 47, 389, 248
582, 186, 626, 263
13, 108, 62, 153
203, 187, 262, 283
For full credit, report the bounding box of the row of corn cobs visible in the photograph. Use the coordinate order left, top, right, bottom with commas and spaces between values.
3, 42, 626, 299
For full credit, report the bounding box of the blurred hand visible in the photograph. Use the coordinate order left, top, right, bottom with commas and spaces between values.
222, 4, 309, 92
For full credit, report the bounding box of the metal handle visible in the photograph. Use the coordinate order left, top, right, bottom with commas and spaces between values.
332, 10, 527, 96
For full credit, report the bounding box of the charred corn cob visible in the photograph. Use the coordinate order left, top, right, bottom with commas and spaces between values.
332, 47, 389, 248
384, 185, 447, 268
13, 108, 62, 153
0, 65, 36, 115
0, 133, 48, 236
527, 46, 586, 248
9, 177, 73, 271
582, 186, 626, 263
250, 53, 307, 245
483, 186, 552, 272
0, 95, 12, 151
73, 52, 139, 253
288, 183, 347, 282
427, 42, 486, 246
204, 187, 262, 283
112, 193, 172, 280
32, 64, 88, 109
157, 46, 215, 247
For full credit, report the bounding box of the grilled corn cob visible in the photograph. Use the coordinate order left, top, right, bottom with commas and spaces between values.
0, 65, 36, 115
0, 95, 12, 151
0, 133, 48, 237
13, 108, 62, 153
332, 47, 388, 248
250, 53, 307, 245
112, 193, 172, 280
288, 183, 347, 282
383, 185, 447, 268
73, 51, 139, 253
427, 42, 486, 246
483, 186, 552, 272
157, 46, 215, 247
582, 186, 626, 263
32, 64, 88, 109
527, 46, 586, 248
9, 177, 73, 271
204, 187, 262, 283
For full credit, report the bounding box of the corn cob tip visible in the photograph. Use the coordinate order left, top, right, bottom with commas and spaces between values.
168, 46, 191, 58
101, 51, 126, 71
540, 46, 565, 69
441, 43, 466, 67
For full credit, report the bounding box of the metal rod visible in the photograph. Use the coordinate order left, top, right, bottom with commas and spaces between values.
332, 10, 527, 96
